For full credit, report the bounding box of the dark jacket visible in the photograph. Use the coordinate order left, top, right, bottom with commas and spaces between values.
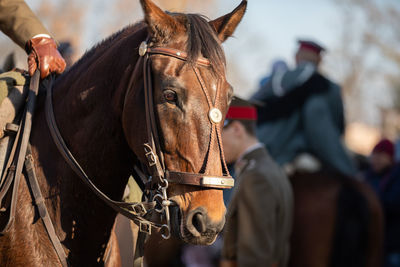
364, 164, 400, 252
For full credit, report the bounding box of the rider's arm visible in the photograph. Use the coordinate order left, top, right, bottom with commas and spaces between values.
253, 62, 317, 104
0, 0, 50, 49
0, 0, 66, 78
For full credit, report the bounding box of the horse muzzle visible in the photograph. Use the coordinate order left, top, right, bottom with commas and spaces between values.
171, 206, 225, 245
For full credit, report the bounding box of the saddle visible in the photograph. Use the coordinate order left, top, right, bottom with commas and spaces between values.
0, 70, 37, 234
283, 153, 322, 176
0, 70, 29, 178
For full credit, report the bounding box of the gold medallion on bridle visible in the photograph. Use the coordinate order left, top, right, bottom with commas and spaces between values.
209, 108, 223, 124
139, 41, 148, 56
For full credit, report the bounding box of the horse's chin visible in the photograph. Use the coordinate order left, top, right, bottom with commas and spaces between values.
180, 232, 218, 245
169, 206, 219, 245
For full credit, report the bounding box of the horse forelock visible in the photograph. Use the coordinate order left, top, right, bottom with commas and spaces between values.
153, 12, 226, 76
185, 14, 226, 75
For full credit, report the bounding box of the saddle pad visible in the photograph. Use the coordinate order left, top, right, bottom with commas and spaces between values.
0, 71, 27, 104
0, 71, 29, 138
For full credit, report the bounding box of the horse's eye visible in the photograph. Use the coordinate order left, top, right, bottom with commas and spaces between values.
163, 90, 177, 103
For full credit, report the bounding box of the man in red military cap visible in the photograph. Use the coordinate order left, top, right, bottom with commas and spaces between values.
252, 39, 356, 177
368, 139, 395, 177
220, 96, 293, 267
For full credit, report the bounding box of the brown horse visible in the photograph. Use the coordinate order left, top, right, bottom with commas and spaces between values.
289, 171, 383, 267
0, 0, 247, 265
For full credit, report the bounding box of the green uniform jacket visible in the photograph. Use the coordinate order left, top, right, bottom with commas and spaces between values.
0, 0, 49, 49
222, 146, 294, 267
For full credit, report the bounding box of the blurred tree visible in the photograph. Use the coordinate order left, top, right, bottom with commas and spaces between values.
36, 0, 88, 63
333, 0, 400, 122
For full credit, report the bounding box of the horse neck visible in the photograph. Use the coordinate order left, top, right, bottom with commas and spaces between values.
30, 29, 146, 262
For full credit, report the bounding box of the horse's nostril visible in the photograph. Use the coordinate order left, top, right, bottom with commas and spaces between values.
192, 212, 207, 233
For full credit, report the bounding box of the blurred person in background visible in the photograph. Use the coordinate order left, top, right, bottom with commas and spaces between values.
394, 138, 400, 163
363, 139, 400, 267
0, 0, 66, 79
252, 59, 288, 101
57, 41, 74, 69
252, 39, 356, 177
220, 97, 293, 267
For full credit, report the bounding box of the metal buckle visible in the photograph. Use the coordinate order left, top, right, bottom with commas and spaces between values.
144, 144, 157, 167
200, 176, 235, 188
139, 41, 148, 56
131, 203, 146, 215
139, 221, 152, 235
4, 123, 19, 134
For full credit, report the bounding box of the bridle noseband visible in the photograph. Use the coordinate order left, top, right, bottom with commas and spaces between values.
45, 40, 234, 241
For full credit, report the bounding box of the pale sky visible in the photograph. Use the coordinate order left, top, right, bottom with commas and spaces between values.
218, 0, 343, 96
16, 0, 400, 125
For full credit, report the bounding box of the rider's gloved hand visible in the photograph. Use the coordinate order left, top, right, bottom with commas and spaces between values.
25, 35, 66, 79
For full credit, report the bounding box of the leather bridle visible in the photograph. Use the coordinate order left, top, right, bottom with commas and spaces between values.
45, 40, 234, 240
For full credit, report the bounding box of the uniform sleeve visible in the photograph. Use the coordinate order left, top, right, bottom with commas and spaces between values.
303, 93, 356, 176
0, 0, 50, 49
329, 83, 345, 134
236, 171, 277, 267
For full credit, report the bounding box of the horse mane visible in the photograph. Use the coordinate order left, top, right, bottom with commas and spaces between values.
184, 14, 226, 74
69, 23, 146, 72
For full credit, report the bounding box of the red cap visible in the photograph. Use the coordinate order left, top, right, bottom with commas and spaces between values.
226, 106, 257, 121
372, 139, 394, 159
298, 40, 325, 54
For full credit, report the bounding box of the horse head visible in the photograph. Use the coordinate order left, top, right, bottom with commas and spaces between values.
122, 0, 246, 245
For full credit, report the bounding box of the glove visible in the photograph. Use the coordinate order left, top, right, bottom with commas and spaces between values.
25, 36, 66, 79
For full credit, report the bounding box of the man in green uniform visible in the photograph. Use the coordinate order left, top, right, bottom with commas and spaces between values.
221, 97, 293, 267
0, 0, 66, 79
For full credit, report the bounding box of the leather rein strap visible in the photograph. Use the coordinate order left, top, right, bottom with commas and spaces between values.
45, 76, 160, 230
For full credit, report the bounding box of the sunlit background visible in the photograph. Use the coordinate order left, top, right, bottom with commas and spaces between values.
1, 0, 399, 155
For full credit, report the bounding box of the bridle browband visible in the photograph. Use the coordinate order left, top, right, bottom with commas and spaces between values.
45, 39, 234, 242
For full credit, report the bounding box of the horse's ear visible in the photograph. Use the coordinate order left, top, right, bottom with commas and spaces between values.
209, 0, 247, 43
140, 0, 178, 41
